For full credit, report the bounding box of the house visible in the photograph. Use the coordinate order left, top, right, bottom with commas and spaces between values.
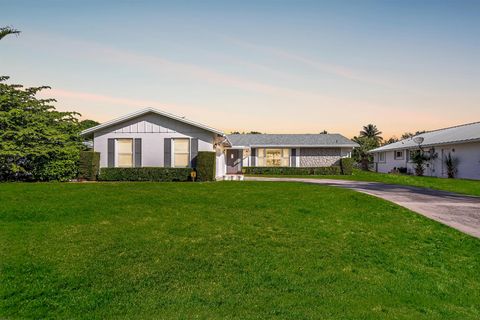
81, 108, 358, 179
370, 122, 480, 180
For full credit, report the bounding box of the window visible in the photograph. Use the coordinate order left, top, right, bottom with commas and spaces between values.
117, 139, 133, 167
378, 152, 386, 162
394, 150, 404, 160
257, 148, 290, 167
174, 139, 190, 167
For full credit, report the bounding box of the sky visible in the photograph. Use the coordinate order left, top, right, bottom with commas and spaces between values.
1, 0, 479, 139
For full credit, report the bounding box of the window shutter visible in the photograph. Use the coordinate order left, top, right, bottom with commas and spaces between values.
108, 139, 115, 168
290, 148, 296, 167
251, 148, 256, 166
190, 138, 198, 168
134, 138, 142, 167
164, 138, 171, 167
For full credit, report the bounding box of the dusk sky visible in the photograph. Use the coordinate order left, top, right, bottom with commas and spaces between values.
1, 0, 479, 138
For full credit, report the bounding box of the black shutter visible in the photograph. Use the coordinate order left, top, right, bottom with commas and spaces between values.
291, 148, 296, 167
164, 138, 171, 167
108, 139, 115, 168
134, 138, 142, 167
190, 138, 198, 168
251, 148, 256, 166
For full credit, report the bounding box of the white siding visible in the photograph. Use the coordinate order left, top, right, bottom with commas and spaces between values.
215, 146, 226, 178
374, 142, 480, 180
94, 113, 216, 168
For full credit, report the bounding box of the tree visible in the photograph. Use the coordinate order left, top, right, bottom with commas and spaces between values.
401, 132, 414, 139
0, 26, 20, 40
320, 130, 328, 134
0, 76, 82, 181
410, 150, 429, 176
79, 119, 99, 131
383, 136, 399, 145
359, 124, 383, 145
402, 130, 426, 140
229, 131, 263, 134
352, 136, 377, 171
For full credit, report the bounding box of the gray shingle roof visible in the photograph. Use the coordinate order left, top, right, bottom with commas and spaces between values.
226, 134, 359, 148
371, 121, 480, 152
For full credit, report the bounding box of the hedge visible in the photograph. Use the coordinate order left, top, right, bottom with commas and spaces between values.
242, 166, 342, 175
340, 157, 354, 175
78, 151, 100, 181
98, 167, 192, 182
195, 151, 216, 182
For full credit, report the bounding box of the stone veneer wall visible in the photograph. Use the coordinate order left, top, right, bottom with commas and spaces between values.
299, 148, 341, 167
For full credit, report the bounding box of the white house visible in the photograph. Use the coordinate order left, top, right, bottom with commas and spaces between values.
370, 122, 480, 180
81, 108, 358, 179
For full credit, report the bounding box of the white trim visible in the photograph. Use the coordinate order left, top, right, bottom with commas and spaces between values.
81, 107, 225, 136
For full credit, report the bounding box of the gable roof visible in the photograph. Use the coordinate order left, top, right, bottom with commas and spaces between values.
80, 107, 225, 136
226, 134, 359, 148
370, 121, 480, 152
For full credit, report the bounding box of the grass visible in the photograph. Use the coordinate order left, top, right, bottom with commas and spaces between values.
248, 169, 480, 196
1, 182, 479, 319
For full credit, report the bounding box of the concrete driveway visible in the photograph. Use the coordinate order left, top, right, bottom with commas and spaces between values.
246, 177, 480, 239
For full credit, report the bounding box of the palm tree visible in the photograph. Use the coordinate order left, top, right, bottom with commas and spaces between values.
0, 26, 20, 40
359, 124, 383, 145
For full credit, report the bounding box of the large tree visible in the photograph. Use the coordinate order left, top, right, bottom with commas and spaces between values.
359, 124, 383, 145
0, 76, 82, 181
352, 136, 378, 171
79, 119, 100, 131
0, 26, 20, 40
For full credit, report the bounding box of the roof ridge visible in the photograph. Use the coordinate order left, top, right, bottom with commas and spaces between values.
227, 133, 343, 135
415, 121, 480, 136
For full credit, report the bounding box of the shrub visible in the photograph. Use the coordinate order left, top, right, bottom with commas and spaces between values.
340, 158, 354, 175
98, 167, 191, 182
195, 151, 216, 182
444, 153, 459, 178
242, 166, 342, 175
78, 151, 100, 181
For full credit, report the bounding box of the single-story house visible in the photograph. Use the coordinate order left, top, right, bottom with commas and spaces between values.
370, 122, 480, 180
81, 108, 359, 179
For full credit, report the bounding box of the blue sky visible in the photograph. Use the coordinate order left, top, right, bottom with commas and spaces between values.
1, 0, 479, 137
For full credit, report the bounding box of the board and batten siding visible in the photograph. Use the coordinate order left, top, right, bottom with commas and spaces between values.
94, 113, 216, 168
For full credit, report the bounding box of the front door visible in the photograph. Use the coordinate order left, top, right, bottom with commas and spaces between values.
226, 149, 242, 174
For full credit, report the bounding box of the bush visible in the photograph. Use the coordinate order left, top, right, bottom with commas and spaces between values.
98, 167, 191, 182
340, 158, 354, 175
78, 151, 100, 181
0, 76, 82, 182
242, 166, 342, 175
195, 151, 216, 182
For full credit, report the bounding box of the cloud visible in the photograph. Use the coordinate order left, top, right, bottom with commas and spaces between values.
24, 32, 381, 106
223, 36, 397, 89
44, 88, 171, 108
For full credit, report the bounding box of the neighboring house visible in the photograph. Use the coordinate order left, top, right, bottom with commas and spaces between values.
370, 122, 480, 180
81, 108, 358, 179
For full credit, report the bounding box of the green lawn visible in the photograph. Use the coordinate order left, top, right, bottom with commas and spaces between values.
1, 182, 479, 319
248, 169, 480, 196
